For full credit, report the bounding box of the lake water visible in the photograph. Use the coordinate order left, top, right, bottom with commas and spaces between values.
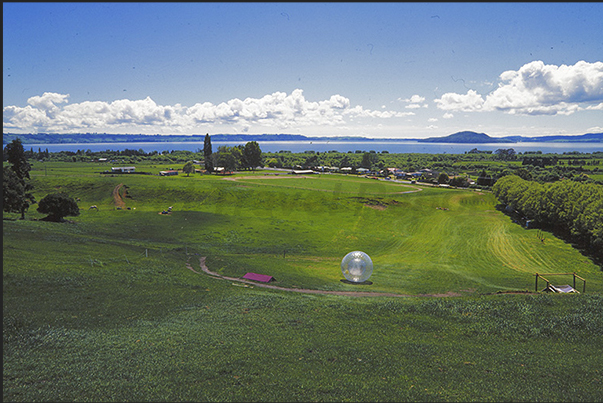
24, 140, 603, 155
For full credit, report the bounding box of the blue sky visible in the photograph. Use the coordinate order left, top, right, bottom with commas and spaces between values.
3, 2, 603, 138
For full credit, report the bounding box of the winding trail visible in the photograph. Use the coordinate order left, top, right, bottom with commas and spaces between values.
112, 183, 126, 209
185, 256, 462, 298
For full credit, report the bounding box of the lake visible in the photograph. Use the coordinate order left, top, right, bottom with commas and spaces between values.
23, 140, 603, 155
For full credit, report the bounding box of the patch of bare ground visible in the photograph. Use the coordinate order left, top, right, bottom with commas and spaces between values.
112, 184, 126, 209
491, 290, 539, 295
186, 256, 471, 298
365, 204, 387, 210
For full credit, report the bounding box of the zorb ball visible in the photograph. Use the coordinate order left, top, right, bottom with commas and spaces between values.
341, 251, 373, 283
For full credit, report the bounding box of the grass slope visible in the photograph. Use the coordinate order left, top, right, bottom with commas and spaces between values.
4, 163, 603, 402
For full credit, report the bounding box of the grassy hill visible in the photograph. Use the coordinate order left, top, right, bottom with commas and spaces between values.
3, 162, 603, 402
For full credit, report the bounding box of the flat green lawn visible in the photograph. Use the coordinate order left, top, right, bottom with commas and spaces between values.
4, 164, 603, 402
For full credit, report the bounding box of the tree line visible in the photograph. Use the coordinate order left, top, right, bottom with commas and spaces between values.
492, 175, 603, 260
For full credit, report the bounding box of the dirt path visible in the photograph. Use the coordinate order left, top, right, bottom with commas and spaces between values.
112, 183, 126, 209
185, 256, 462, 298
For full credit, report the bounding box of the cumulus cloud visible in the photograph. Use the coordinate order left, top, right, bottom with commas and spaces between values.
434, 60, 603, 116
3, 89, 411, 133
408, 95, 425, 103
443, 113, 454, 119
399, 94, 428, 109
434, 89, 485, 112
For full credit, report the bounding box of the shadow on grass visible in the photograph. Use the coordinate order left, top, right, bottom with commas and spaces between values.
340, 279, 373, 285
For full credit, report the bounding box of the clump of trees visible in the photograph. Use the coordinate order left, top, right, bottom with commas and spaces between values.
213, 141, 263, 173
493, 175, 603, 260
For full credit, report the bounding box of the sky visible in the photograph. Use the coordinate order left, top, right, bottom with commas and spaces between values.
3, 2, 603, 139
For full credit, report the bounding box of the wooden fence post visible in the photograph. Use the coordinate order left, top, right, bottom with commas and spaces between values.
573, 272, 576, 290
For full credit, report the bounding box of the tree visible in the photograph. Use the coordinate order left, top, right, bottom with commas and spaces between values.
37, 193, 80, 222
242, 141, 262, 170
449, 176, 470, 187
3, 166, 35, 219
360, 152, 378, 170
3, 139, 35, 219
515, 167, 533, 181
203, 133, 214, 172
494, 148, 517, 161
437, 172, 450, 184
182, 161, 195, 176
477, 169, 495, 186
4, 138, 32, 181
216, 146, 241, 173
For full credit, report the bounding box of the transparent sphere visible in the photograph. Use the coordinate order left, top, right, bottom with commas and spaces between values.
341, 251, 373, 283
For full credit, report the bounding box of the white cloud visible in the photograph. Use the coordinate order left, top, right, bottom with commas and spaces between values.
443, 113, 454, 119
3, 89, 411, 133
428, 118, 438, 122
400, 94, 428, 109
408, 95, 425, 103
27, 92, 69, 111
434, 89, 485, 112
434, 60, 603, 116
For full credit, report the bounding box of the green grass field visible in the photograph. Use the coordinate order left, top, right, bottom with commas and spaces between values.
4, 162, 603, 402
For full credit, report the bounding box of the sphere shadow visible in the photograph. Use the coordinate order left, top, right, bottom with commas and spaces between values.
340, 279, 373, 285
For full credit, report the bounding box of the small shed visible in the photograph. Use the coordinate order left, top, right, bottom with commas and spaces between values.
243, 272, 275, 283
160, 170, 178, 176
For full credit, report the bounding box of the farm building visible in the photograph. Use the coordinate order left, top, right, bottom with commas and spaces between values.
243, 272, 275, 283
160, 170, 178, 176
111, 166, 135, 173
292, 169, 316, 175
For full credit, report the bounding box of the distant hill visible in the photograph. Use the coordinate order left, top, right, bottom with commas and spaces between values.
417, 131, 603, 143
502, 132, 603, 143
418, 131, 513, 143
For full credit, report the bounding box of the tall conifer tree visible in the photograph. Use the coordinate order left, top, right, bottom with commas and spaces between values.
203, 133, 214, 172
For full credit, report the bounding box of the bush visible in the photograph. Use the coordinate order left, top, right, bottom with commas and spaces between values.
37, 192, 80, 222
